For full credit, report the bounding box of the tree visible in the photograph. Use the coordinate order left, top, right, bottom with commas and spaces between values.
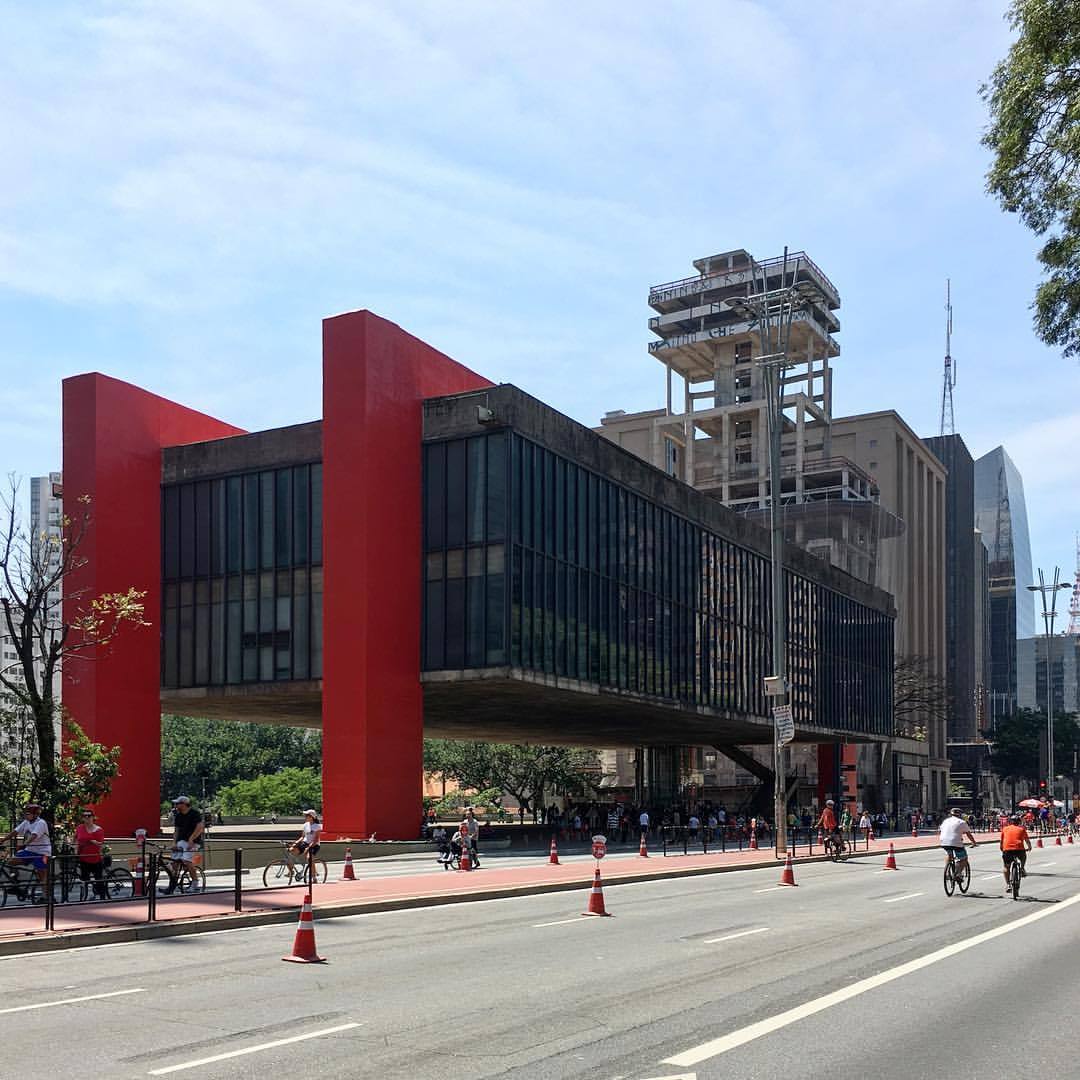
987, 708, 1080, 787
215, 767, 321, 817
892, 655, 950, 740
160, 716, 321, 805
982, 0, 1080, 355
423, 740, 603, 813
0, 478, 145, 822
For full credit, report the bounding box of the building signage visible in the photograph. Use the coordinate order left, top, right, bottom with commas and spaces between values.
772, 704, 795, 745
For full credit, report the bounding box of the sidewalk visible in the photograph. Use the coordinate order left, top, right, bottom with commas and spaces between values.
0, 830, 1006, 955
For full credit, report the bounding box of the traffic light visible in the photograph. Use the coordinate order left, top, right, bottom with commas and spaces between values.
1040, 780, 1047, 792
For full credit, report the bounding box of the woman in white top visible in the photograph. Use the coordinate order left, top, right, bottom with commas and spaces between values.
290, 809, 322, 856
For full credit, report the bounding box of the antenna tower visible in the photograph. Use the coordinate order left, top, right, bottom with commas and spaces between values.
1068, 533, 1080, 635
939, 279, 955, 436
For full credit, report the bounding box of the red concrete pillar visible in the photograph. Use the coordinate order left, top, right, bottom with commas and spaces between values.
62, 374, 242, 835
321, 311, 491, 838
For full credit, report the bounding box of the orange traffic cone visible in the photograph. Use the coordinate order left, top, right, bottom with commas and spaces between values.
779, 851, 797, 886
911, 824, 918, 838
342, 846, 356, 880
868, 825, 875, 843
1037, 835, 1044, 849
582, 865, 611, 916
817, 828, 824, 847
460, 843, 472, 871
132, 854, 145, 898
638, 833, 649, 858
749, 827, 758, 851
282, 894, 326, 964
883, 842, 898, 870
1068, 833, 1074, 844
1055, 834, 1062, 846
549, 836, 560, 865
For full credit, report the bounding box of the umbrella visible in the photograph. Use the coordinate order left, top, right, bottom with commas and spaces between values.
1017, 799, 1042, 808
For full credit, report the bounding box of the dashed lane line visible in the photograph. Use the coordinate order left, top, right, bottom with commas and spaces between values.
882, 892, 925, 903
147, 1022, 361, 1075
0, 988, 146, 1015
702, 927, 770, 945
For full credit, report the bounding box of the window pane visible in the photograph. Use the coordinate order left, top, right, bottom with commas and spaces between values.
275, 469, 292, 569
163, 486, 180, 580
293, 568, 310, 680
293, 466, 310, 565
310, 464, 323, 564
243, 474, 259, 572
227, 477, 242, 572
310, 566, 323, 677
179, 485, 195, 578
194, 481, 211, 577
467, 437, 485, 544
486, 432, 506, 543
424, 442, 446, 551
211, 479, 225, 575
446, 441, 465, 547
260, 472, 274, 571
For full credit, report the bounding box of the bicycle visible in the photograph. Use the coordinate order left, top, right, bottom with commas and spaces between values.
1008, 856, 1023, 901
261, 841, 328, 888
823, 833, 847, 862
943, 849, 971, 897
0, 855, 41, 906
144, 841, 206, 895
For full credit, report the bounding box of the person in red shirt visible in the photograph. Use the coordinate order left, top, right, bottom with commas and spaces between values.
1000, 814, 1031, 895
75, 809, 107, 900
815, 800, 843, 853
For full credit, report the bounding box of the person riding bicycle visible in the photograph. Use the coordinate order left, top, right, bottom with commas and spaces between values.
1000, 813, 1031, 895
162, 795, 204, 894
939, 807, 976, 872
1, 803, 51, 887
815, 800, 843, 853
290, 810, 322, 859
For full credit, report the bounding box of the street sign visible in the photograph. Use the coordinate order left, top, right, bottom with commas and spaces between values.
772, 704, 794, 745
592, 834, 607, 859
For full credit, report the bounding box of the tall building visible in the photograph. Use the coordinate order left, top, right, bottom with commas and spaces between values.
600, 249, 901, 584
830, 412, 949, 812
974, 447, 1035, 723
1018, 635, 1080, 719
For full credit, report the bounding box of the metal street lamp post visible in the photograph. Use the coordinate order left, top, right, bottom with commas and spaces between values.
1027, 569, 1071, 807
726, 248, 807, 858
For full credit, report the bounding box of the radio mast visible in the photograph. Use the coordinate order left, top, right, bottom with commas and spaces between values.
1068, 534, 1080, 636
939, 279, 955, 436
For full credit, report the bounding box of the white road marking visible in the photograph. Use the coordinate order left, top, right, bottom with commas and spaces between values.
979, 874, 999, 881
662, 890, 1080, 1068
703, 927, 770, 945
147, 1022, 361, 1075
0, 988, 146, 1015
753, 886, 785, 894
882, 892, 924, 903
533, 917, 591, 928
1040, 861, 1056, 867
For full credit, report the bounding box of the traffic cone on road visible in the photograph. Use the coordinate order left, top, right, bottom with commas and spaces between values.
817, 828, 824, 847
911, 824, 918, 838
549, 836, 560, 865
1056, 833, 1063, 846
1037, 835, 1044, 849
1068, 832, 1074, 844
779, 851, 797, 886
868, 824, 875, 843
132, 854, 145, 898
582, 865, 611, 916
459, 843, 472, 871
282, 894, 326, 964
749, 826, 758, 851
883, 842, 898, 870
638, 833, 649, 858
342, 846, 356, 880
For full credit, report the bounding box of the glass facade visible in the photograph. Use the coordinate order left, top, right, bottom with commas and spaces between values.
161, 464, 323, 689
423, 431, 893, 736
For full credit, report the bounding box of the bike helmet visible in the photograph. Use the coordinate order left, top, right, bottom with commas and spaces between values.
1009, 814, 1022, 824
825, 799, 834, 807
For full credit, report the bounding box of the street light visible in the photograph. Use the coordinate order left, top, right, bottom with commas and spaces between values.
1026, 569, 1071, 808
726, 248, 804, 857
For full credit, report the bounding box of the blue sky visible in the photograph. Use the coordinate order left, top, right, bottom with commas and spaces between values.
1, 1, 1077, 592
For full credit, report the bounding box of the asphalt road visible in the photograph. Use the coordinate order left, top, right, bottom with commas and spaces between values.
3, 840, 1079, 1080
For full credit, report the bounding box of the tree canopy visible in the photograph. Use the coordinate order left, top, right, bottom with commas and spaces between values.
215, 767, 321, 816
160, 716, 321, 806
423, 740, 602, 812
988, 707, 1080, 784
982, 0, 1080, 354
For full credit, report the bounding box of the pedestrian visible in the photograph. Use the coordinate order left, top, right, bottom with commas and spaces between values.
464, 806, 481, 867
639, 807, 650, 838
606, 805, 619, 837
75, 808, 108, 900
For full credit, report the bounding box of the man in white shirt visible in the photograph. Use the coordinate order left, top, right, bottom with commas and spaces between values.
939, 807, 976, 870
638, 809, 650, 837
3, 802, 52, 884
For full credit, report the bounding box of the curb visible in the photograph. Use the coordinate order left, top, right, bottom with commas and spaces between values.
0, 838, 955, 957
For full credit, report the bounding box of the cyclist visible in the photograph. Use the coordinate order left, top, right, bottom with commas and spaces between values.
1, 803, 51, 887
1000, 813, 1031, 895
815, 799, 842, 854
290, 809, 322, 859
939, 807, 976, 872
161, 795, 203, 894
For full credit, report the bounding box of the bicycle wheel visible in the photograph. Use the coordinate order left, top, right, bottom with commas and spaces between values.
303, 859, 328, 886
1010, 861, 1021, 900
956, 859, 970, 894
943, 862, 956, 897
105, 868, 133, 900
177, 866, 205, 894
262, 859, 293, 888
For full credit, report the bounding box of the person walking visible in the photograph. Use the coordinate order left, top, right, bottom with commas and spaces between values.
464, 806, 481, 867
75, 808, 108, 900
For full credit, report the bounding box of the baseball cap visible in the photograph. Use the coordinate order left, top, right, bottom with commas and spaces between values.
303, 809, 318, 817
172, 795, 191, 805
24, 802, 42, 811
950, 807, 962, 816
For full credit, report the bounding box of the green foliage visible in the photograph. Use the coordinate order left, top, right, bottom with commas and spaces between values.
52, 719, 121, 835
423, 740, 602, 811
433, 786, 503, 819
215, 767, 322, 816
161, 716, 321, 804
982, 0, 1080, 355
988, 708, 1080, 784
